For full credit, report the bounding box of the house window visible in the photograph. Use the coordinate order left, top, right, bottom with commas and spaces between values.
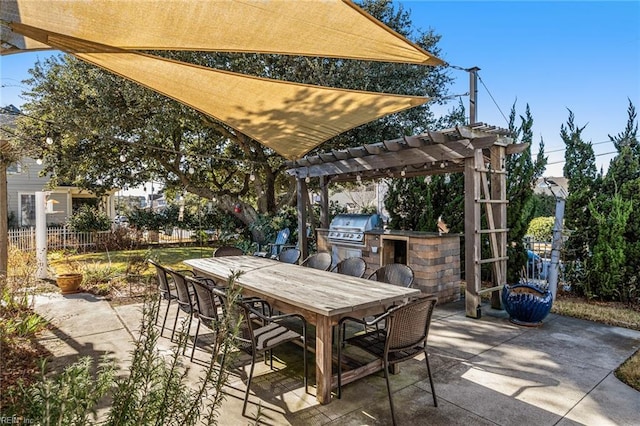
7, 162, 21, 174
19, 193, 36, 227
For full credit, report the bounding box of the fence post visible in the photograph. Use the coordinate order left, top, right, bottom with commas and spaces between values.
35, 192, 48, 279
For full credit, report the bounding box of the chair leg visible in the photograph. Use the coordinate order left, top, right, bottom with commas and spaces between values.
171, 307, 180, 342
160, 298, 171, 337
383, 359, 397, 426
190, 320, 201, 361
154, 294, 161, 325
183, 314, 193, 355
242, 353, 257, 417
424, 349, 438, 407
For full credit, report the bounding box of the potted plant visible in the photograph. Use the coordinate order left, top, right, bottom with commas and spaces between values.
55, 250, 84, 294
502, 280, 553, 327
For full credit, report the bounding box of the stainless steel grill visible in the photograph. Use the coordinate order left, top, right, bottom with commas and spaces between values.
328, 213, 380, 246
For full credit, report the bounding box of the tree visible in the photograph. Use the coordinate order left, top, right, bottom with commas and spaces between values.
562, 109, 599, 268
587, 193, 632, 300
597, 100, 640, 299
504, 104, 547, 283
15, 0, 453, 243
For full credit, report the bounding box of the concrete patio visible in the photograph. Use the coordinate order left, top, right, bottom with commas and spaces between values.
33, 292, 640, 425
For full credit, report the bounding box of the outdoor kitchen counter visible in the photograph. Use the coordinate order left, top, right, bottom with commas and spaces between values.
317, 227, 462, 304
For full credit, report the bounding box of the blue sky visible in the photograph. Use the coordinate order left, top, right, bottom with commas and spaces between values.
1, 1, 639, 177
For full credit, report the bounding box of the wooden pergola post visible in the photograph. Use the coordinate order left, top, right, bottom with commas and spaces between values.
296, 177, 309, 261
319, 176, 329, 229
464, 150, 482, 318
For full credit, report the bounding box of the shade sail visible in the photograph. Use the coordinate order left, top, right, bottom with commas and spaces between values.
22, 26, 428, 160
1, 0, 443, 65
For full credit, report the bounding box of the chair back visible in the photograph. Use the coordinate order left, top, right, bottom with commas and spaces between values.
166, 268, 194, 311
332, 257, 367, 278
278, 248, 301, 264
274, 228, 290, 245
368, 264, 414, 288
385, 294, 437, 357
214, 246, 244, 257
268, 228, 291, 257
301, 252, 332, 271
149, 259, 172, 296
187, 276, 221, 324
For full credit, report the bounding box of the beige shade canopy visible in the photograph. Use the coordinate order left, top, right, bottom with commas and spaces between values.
19, 25, 428, 159
1, 0, 442, 158
1, 0, 442, 65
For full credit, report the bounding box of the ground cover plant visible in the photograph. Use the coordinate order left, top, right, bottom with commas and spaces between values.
4, 272, 246, 425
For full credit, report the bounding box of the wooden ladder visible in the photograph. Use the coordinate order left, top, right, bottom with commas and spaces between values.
465, 147, 508, 318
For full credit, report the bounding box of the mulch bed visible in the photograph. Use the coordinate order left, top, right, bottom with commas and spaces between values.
0, 329, 52, 412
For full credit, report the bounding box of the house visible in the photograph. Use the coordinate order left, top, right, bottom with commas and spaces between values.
1, 105, 117, 228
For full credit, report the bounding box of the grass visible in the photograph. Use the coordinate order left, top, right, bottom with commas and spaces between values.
47, 246, 216, 298
49, 246, 215, 275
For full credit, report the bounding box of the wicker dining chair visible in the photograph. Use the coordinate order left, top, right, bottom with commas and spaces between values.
166, 267, 196, 350
368, 263, 415, 288
277, 248, 301, 264
301, 252, 332, 271
214, 289, 308, 417
330, 257, 367, 278
337, 293, 438, 425
148, 259, 178, 337
214, 246, 244, 257
186, 276, 223, 362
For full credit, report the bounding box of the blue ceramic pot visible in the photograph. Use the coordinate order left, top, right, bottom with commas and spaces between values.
502, 283, 553, 326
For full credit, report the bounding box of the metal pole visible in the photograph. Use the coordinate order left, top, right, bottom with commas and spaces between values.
468, 67, 480, 125
548, 197, 565, 301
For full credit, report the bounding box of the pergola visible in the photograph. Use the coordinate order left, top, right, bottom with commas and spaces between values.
286, 122, 529, 318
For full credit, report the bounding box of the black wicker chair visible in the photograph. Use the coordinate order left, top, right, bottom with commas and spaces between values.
367, 263, 414, 288
214, 246, 244, 257
186, 276, 224, 361
166, 267, 196, 351
301, 252, 332, 271
330, 257, 366, 278
214, 289, 308, 417
337, 294, 438, 426
277, 248, 301, 264
148, 259, 178, 337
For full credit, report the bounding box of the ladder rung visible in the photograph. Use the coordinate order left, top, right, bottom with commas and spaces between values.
475, 199, 509, 204
476, 228, 510, 234
478, 285, 504, 295
477, 256, 509, 264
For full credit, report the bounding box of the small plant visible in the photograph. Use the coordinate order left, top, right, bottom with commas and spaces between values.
14, 274, 245, 425
67, 204, 112, 232
20, 356, 116, 425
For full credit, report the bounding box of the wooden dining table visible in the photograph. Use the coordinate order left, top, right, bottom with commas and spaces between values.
184, 255, 421, 405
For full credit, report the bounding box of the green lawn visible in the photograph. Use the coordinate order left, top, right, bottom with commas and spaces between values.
49, 246, 216, 275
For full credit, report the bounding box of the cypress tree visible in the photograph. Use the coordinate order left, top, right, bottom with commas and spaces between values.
562, 110, 599, 273
505, 104, 547, 283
